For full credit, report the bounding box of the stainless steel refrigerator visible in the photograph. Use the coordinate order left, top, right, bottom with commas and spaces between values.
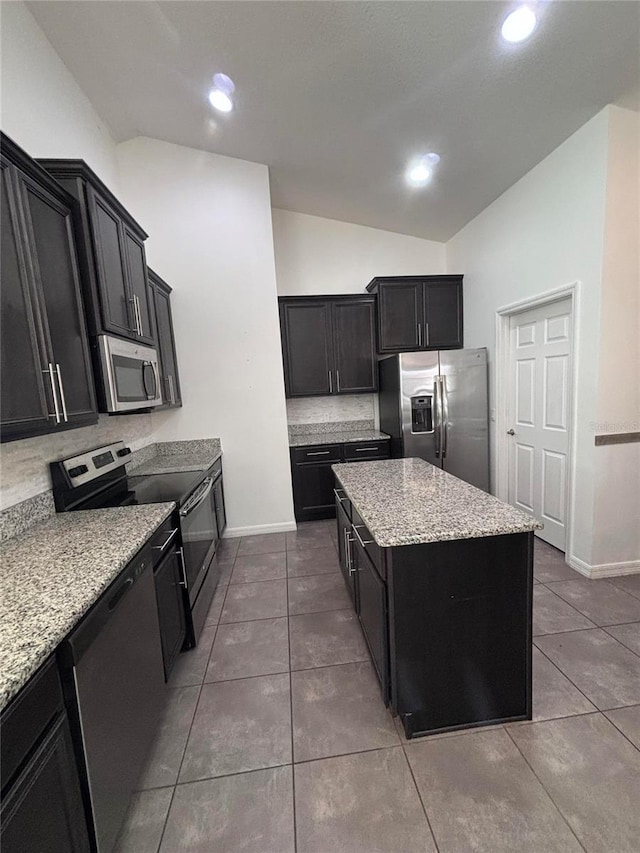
378, 349, 489, 491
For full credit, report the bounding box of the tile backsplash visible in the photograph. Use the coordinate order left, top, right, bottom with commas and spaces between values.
286, 394, 376, 425
0, 414, 155, 510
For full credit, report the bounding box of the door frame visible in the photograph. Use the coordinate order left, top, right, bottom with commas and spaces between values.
495, 282, 580, 557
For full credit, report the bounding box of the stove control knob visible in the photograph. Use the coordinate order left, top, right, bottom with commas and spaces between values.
117, 447, 132, 458
68, 464, 89, 478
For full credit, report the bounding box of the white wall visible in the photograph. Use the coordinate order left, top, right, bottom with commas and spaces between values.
273, 208, 446, 295
0, 1, 119, 189
446, 109, 611, 570
592, 107, 640, 568
116, 137, 295, 535
0, 1, 156, 509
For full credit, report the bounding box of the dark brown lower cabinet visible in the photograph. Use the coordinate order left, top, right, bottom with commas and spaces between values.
1, 715, 90, 853
334, 486, 534, 739
154, 546, 187, 680
291, 440, 390, 522
352, 529, 389, 700
0, 657, 90, 853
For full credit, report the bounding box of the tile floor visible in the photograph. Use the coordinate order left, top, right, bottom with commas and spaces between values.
115, 527, 640, 853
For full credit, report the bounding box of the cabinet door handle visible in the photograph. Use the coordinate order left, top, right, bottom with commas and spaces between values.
167, 374, 176, 405
336, 370, 341, 392
417, 323, 422, 347
55, 364, 68, 422
306, 450, 330, 457
177, 546, 188, 587
333, 488, 347, 502
129, 296, 139, 334
425, 322, 430, 346
136, 295, 144, 335
353, 524, 374, 547
44, 363, 61, 423
152, 528, 178, 552
345, 530, 356, 575
328, 371, 333, 393
355, 446, 379, 452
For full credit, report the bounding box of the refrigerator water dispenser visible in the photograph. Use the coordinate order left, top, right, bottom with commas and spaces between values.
411, 395, 433, 433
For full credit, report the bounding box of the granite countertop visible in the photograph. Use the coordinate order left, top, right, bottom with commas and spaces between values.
333, 457, 543, 547
0, 503, 174, 711
129, 439, 222, 475
289, 430, 390, 448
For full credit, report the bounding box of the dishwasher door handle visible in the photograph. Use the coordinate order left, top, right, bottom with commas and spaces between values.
108, 577, 133, 611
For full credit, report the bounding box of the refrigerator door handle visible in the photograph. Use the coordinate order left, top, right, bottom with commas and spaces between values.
441, 375, 449, 458
434, 377, 441, 458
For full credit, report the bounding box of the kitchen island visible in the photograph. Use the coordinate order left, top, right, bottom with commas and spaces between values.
333, 457, 542, 738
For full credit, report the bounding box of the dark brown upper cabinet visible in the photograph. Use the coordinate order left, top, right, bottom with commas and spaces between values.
1, 134, 98, 443
148, 269, 182, 408
366, 275, 463, 353
279, 295, 377, 398
38, 158, 155, 346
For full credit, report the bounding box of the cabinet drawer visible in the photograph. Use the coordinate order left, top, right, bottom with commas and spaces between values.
1, 657, 64, 793
149, 516, 179, 566
343, 441, 390, 461
333, 485, 351, 521
293, 444, 342, 464
208, 457, 222, 479
351, 507, 385, 579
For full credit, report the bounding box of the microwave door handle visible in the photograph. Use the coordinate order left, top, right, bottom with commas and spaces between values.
180, 478, 214, 517
142, 361, 158, 401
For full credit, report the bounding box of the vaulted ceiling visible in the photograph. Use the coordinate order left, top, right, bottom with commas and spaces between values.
28, 1, 640, 240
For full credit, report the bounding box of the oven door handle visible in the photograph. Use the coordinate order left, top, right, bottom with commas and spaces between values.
179, 478, 214, 517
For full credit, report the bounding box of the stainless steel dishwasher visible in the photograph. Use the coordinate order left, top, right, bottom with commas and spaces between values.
59, 545, 166, 853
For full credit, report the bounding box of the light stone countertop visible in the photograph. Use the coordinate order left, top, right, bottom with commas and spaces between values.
0, 503, 174, 711
333, 457, 543, 547
128, 439, 221, 475
289, 430, 390, 448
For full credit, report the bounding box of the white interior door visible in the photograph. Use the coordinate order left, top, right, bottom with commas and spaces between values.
507, 298, 572, 550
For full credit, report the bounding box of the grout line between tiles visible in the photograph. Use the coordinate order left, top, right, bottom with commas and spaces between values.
531, 638, 607, 711
155, 566, 234, 851
503, 724, 589, 852
284, 545, 298, 853
602, 705, 640, 754
400, 742, 441, 853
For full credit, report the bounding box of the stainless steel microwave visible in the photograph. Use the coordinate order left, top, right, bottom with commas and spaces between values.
97, 334, 163, 413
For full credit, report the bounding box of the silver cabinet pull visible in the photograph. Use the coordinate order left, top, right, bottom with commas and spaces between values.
345, 530, 356, 576
44, 363, 61, 423
55, 364, 68, 422
336, 370, 341, 392
168, 374, 176, 405
425, 322, 430, 346
328, 370, 333, 393
417, 323, 421, 347
177, 546, 188, 587
135, 295, 143, 335
129, 297, 138, 334
353, 524, 374, 547
307, 450, 330, 456
355, 446, 379, 452
152, 528, 178, 552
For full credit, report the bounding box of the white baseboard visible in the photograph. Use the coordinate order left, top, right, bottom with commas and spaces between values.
567, 554, 640, 579
223, 521, 297, 539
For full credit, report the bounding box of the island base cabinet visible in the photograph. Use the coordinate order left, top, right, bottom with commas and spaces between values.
388, 533, 533, 738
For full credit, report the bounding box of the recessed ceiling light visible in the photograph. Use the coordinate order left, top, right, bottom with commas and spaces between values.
406, 153, 440, 187
501, 6, 537, 43
208, 89, 233, 113
208, 72, 235, 113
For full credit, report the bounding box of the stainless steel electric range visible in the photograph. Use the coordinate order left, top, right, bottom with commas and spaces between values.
50, 440, 223, 648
